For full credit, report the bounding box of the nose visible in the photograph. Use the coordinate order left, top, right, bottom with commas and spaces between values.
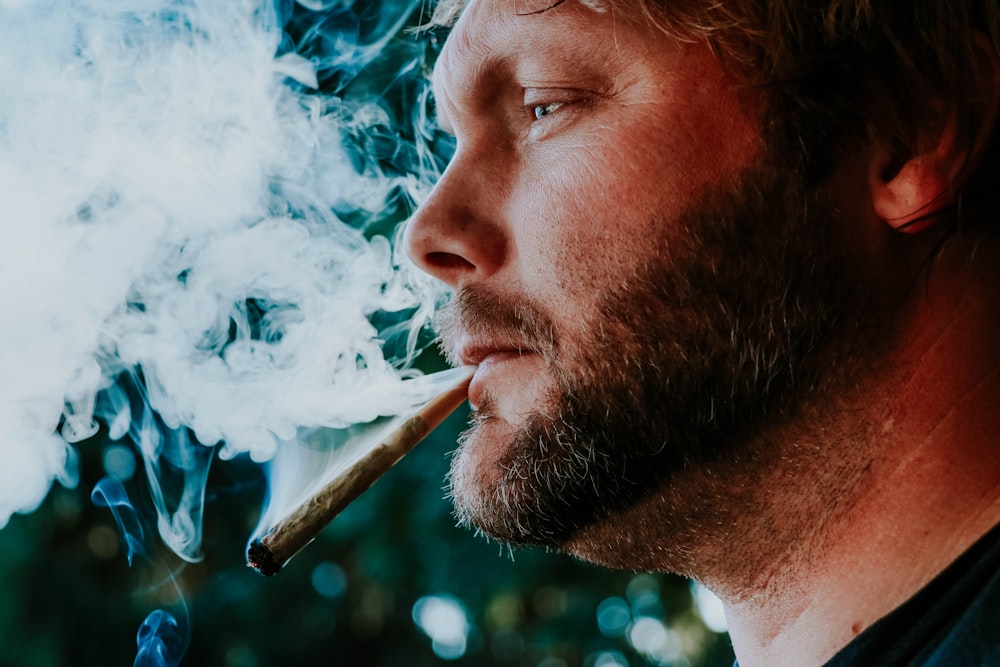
403, 149, 508, 289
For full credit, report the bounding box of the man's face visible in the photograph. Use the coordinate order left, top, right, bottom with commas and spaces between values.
405, 0, 855, 560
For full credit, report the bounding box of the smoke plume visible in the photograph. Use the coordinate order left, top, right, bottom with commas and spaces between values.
0, 0, 447, 564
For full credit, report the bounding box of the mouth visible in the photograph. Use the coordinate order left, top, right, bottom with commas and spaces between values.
459, 343, 542, 410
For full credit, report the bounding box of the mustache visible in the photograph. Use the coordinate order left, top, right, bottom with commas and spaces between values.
434, 287, 557, 365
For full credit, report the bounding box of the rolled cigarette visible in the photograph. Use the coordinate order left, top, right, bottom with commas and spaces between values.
247, 368, 473, 576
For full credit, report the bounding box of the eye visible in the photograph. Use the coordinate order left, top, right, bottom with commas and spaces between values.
532, 102, 564, 120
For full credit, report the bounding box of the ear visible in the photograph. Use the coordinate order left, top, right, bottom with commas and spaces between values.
868, 125, 955, 234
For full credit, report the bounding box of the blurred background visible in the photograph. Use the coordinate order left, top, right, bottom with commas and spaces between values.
0, 1, 735, 665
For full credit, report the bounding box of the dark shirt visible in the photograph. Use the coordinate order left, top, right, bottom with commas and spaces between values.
824, 522, 1000, 666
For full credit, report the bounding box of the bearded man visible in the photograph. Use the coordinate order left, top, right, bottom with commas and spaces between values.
402, 1, 1000, 664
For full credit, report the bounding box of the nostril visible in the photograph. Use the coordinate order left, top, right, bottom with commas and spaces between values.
426, 251, 476, 273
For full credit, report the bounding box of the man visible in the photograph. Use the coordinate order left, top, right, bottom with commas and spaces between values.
403, 0, 1000, 664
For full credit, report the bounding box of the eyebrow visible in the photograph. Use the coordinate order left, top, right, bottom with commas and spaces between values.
433, 48, 516, 135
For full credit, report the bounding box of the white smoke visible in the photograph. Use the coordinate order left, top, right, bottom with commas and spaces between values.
0, 0, 446, 559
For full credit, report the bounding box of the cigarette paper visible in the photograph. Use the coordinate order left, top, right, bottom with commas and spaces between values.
247, 368, 473, 576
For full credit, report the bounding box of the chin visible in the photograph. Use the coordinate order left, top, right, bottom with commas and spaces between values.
447, 416, 554, 547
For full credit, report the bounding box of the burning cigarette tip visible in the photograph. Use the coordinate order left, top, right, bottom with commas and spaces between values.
247, 539, 280, 577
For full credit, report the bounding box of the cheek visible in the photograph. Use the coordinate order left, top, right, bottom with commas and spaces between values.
511, 153, 658, 301
501, 49, 763, 334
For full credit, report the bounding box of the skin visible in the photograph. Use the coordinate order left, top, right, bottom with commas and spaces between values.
404, 1, 1000, 664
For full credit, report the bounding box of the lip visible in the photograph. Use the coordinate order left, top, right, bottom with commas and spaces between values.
459, 343, 538, 409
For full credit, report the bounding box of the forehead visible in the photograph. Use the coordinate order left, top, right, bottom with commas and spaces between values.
439, 0, 604, 70
431, 0, 660, 110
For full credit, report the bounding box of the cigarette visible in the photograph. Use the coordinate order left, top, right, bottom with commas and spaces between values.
247, 368, 473, 576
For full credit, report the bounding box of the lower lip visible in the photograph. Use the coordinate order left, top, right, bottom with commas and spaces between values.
468, 351, 535, 409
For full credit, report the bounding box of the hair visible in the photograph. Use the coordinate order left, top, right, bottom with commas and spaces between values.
426, 0, 1000, 229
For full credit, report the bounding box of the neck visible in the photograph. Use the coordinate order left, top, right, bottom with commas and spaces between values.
723, 237, 1000, 666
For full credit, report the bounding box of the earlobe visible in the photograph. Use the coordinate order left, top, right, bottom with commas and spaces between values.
869, 136, 953, 234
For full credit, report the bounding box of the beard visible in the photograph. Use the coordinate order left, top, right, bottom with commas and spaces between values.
434, 149, 862, 554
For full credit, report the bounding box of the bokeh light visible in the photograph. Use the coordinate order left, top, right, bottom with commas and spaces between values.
691, 583, 729, 634
102, 444, 137, 482
412, 595, 471, 660
311, 562, 347, 599
585, 649, 630, 667
596, 596, 631, 638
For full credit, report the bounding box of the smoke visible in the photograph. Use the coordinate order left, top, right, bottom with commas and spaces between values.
93, 477, 190, 667
0, 0, 449, 564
